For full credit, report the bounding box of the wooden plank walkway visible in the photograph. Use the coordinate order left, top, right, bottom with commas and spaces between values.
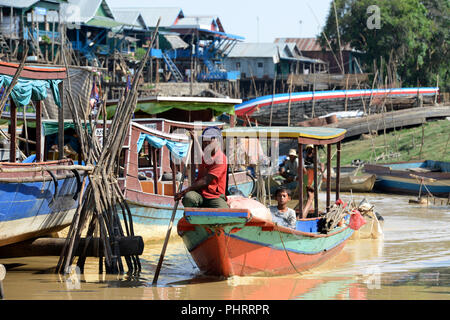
324, 105, 450, 139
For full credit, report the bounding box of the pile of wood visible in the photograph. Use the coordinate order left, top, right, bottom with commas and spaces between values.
56, 20, 161, 275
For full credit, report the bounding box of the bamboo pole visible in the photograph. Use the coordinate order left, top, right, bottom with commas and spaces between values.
56, 18, 162, 275
152, 139, 193, 285
0, 164, 94, 173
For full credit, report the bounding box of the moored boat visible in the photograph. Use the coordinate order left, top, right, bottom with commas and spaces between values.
0, 62, 88, 247
364, 160, 450, 197
177, 126, 366, 277
323, 166, 376, 193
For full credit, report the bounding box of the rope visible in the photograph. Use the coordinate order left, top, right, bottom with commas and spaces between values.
276, 227, 303, 276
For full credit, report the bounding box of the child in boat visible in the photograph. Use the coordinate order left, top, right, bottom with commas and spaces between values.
270, 187, 297, 229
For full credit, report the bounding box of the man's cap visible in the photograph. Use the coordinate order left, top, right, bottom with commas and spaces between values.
202, 126, 222, 140
306, 144, 314, 149
288, 149, 297, 157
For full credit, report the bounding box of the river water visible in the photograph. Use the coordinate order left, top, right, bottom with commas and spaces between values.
1, 193, 449, 300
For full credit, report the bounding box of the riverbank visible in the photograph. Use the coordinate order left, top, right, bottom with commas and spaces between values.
336, 118, 450, 165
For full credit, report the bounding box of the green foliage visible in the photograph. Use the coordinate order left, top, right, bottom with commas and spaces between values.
319, 0, 449, 91
134, 48, 147, 61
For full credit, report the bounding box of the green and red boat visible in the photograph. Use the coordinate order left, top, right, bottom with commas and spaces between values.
177, 126, 364, 277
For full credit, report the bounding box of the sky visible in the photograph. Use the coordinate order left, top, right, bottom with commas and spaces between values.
107, 0, 334, 43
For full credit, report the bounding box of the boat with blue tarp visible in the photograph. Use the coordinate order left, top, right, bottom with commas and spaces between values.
0, 61, 90, 247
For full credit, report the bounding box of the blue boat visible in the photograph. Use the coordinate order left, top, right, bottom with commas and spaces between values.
0, 62, 86, 247
364, 160, 450, 197
0, 160, 82, 247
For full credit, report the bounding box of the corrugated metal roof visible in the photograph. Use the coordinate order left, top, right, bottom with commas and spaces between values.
68, 0, 113, 23
227, 42, 279, 58
228, 42, 326, 64
171, 16, 222, 32
27, 0, 114, 25
274, 37, 352, 51
0, 0, 38, 8
112, 7, 184, 28
111, 9, 146, 29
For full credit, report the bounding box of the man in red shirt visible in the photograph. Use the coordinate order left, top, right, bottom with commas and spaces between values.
174, 127, 229, 208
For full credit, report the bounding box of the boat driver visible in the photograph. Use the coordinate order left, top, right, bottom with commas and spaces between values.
174, 127, 229, 209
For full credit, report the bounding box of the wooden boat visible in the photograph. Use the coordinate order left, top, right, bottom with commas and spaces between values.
178, 207, 354, 277
177, 126, 365, 277
364, 160, 450, 197
323, 166, 376, 193
234, 87, 439, 126
0, 62, 87, 247
96, 119, 255, 241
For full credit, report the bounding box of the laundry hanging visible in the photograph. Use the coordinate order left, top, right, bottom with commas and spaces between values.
137, 133, 189, 160
0, 75, 62, 107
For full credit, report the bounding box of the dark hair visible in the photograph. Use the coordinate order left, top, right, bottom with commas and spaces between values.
275, 187, 292, 197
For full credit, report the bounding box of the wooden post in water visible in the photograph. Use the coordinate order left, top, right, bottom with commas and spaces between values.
326, 144, 331, 212
336, 141, 341, 201
313, 145, 318, 216
35, 100, 42, 162
153, 146, 158, 194
9, 99, 17, 163
58, 81, 64, 160
298, 142, 303, 218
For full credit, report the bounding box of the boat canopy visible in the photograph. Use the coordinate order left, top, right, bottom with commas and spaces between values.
41, 119, 91, 136
222, 126, 346, 144
0, 62, 67, 107
106, 96, 242, 117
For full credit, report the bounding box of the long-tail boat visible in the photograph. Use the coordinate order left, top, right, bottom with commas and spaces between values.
0, 62, 89, 247
364, 160, 450, 197
177, 126, 365, 277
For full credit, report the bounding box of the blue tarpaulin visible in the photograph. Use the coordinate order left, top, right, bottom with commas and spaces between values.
137, 133, 189, 160
0, 75, 62, 107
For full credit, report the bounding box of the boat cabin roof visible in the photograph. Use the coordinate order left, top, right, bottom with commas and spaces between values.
222, 126, 346, 144
131, 121, 189, 143
0, 62, 67, 80
132, 118, 225, 129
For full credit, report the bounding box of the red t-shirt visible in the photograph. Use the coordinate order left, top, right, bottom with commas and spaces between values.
197, 149, 227, 199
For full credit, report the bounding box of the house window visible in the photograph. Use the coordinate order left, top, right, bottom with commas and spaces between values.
257, 62, 264, 68
236, 62, 241, 68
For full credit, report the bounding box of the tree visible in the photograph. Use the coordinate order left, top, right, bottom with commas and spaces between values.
319, 0, 449, 91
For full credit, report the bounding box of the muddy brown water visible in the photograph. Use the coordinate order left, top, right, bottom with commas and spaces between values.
1, 193, 449, 300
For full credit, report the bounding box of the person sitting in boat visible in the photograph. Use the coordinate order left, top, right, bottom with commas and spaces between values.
303, 144, 325, 188
303, 144, 325, 174
270, 187, 297, 229
46, 128, 81, 158
280, 149, 299, 183
174, 127, 229, 209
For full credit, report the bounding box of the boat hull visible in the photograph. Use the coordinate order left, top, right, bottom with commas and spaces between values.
123, 178, 255, 242
177, 212, 353, 277
364, 161, 450, 197
0, 176, 79, 247
372, 175, 450, 196
326, 174, 376, 193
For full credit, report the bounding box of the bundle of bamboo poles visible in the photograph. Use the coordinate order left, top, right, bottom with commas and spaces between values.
55, 20, 161, 275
